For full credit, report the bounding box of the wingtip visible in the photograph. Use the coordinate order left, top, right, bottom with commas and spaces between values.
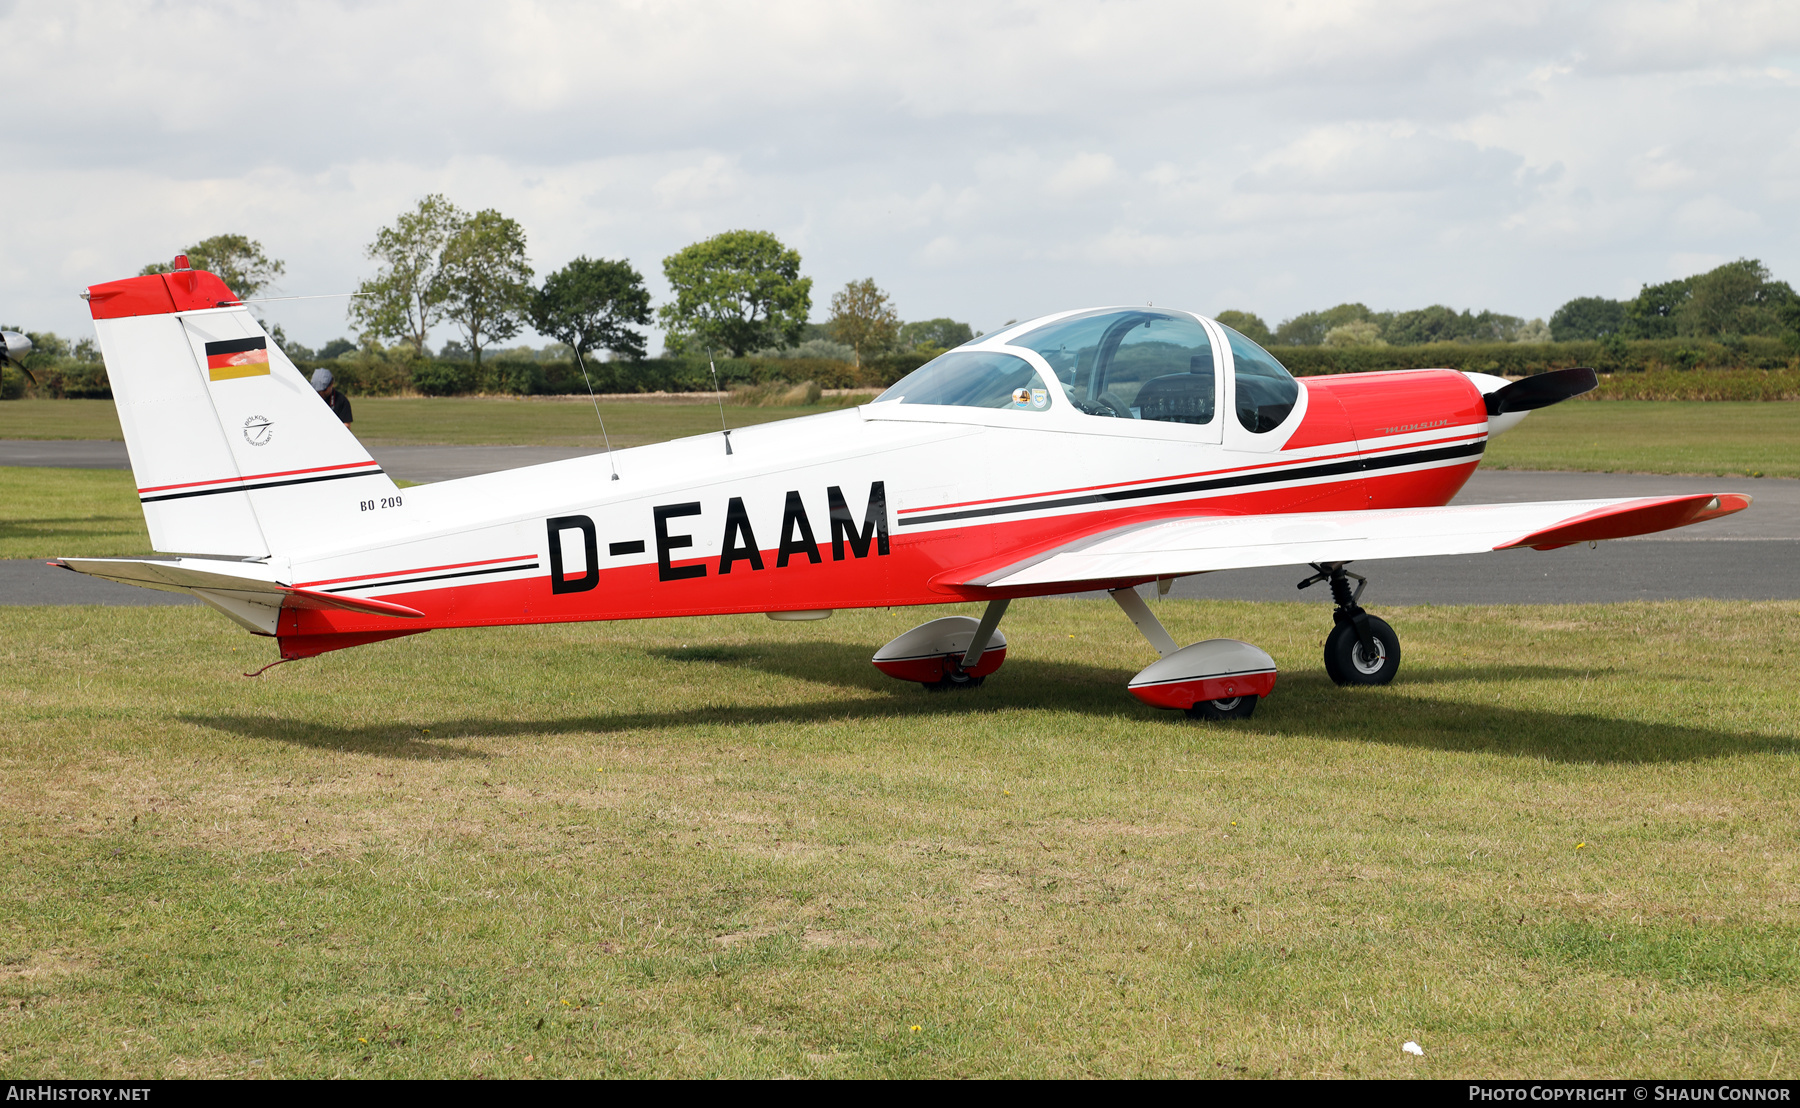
1498, 492, 1751, 550
1690, 492, 1752, 524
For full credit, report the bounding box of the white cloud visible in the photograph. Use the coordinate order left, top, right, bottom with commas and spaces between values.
3, 0, 1799, 347
1045, 154, 1118, 199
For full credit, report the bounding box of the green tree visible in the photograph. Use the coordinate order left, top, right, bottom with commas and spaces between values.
1322, 320, 1386, 347
658, 231, 812, 357
530, 257, 653, 362
1514, 318, 1553, 344
1676, 258, 1792, 337
1213, 311, 1273, 346
1273, 303, 1373, 346
350, 194, 466, 354
437, 210, 534, 366
1382, 306, 1523, 345
1778, 292, 1800, 351
826, 278, 901, 366
1625, 277, 1693, 339
1549, 296, 1626, 341
897, 318, 974, 351
141, 234, 286, 299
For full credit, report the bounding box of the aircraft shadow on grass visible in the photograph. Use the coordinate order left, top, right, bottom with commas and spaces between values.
183, 640, 1796, 767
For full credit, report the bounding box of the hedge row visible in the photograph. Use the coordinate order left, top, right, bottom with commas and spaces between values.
1, 361, 111, 400
7, 339, 1797, 400
1268, 336, 1796, 377
1587, 368, 1800, 401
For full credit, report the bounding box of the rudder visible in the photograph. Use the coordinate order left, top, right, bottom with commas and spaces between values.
86, 267, 397, 558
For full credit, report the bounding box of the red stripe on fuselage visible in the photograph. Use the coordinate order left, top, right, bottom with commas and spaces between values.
296, 553, 540, 589
138, 459, 382, 494
275, 459, 1480, 640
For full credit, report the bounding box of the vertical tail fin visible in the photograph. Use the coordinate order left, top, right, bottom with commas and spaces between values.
86, 269, 397, 558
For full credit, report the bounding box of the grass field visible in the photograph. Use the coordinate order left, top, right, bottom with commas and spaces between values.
0, 467, 151, 560
1, 598, 1796, 1078
1484, 402, 1800, 478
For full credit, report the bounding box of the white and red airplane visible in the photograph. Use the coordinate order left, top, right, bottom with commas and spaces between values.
58, 262, 1750, 719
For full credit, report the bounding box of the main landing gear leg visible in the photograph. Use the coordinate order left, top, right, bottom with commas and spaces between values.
1108, 586, 1177, 658
930, 598, 1010, 692
1298, 562, 1401, 686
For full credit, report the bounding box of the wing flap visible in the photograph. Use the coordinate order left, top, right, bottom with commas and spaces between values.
975, 494, 1750, 589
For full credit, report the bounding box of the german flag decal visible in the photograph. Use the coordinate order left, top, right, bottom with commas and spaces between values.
205, 336, 270, 381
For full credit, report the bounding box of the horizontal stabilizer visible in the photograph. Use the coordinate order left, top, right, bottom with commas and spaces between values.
54, 557, 424, 634
965, 493, 1750, 590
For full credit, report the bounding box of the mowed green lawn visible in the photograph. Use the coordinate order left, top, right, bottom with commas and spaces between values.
1, 396, 1795, 476
1482, 401, 1800, 478
0, 467, 152, 560
0, 598, 1795, 1078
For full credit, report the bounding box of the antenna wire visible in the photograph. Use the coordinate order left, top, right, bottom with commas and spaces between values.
572, 343, 621, 481
708, 351, 733, 455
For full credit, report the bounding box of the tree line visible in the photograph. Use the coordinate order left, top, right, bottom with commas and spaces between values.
9, 216, 1800, 403
1217, 258, 1800, 353
341, 197, 971, 369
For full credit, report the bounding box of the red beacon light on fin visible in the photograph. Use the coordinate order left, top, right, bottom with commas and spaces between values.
172, 255, 191, 271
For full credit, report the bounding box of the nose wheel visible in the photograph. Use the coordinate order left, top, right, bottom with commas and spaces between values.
1300, 563, 1401, 686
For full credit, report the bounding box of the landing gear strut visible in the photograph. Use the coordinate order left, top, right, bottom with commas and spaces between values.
1299, 563, 1400, 686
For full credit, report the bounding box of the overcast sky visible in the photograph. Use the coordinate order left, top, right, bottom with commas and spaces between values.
5, 0, 1799, 352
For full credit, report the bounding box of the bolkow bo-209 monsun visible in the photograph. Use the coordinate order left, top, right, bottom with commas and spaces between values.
58, 260, 1750, 719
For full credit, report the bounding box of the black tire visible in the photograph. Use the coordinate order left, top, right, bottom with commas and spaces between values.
924, 657, 986, 692
1185, 695, 1258, 721
1324, 616, 1400, 686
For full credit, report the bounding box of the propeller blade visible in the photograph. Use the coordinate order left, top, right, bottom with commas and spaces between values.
1484, 366, 1598, 415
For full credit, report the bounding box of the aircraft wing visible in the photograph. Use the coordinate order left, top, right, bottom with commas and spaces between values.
962, 493, 1751, 589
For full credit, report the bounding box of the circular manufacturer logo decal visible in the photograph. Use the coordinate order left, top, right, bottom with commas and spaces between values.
242, 415, 273, 446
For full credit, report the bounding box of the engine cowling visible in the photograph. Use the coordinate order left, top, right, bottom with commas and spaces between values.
1127, 638, 1278, 710
872, 615, 1007, 684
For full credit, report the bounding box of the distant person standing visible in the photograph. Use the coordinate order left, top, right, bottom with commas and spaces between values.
311, 368, 353, 429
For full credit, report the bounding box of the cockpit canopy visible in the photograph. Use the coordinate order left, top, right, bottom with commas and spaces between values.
1012, 309, 1215, 423
874, 308, 1299, 433
872, 350, 1052, 411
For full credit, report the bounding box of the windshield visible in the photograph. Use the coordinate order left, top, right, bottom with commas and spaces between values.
1011, 309, 1215, 424
1222, 325, 1299, 433
874, 350, 1053, 411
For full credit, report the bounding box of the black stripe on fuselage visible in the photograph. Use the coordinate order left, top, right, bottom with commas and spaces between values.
897, 439, 1486, 527
139, 467, 386, 503
323, 562, 541, 594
